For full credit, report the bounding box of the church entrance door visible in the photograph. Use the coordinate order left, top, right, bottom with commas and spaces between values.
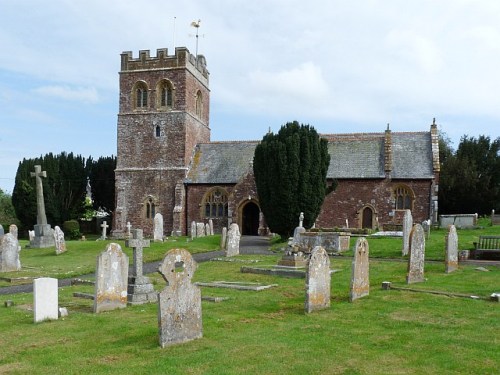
241, 202, 260, 235
362, 207, 373, 229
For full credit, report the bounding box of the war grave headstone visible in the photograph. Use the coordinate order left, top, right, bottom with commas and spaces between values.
34, 277, 58, 322
349, 237, 370, 302
94, 243, 129, 313
220, 227, 227, 250
196, 222, 205, 238
100, 221, 109, 240
30, 165, 55, 248
191, 221, 197, 240
226, 223, 241, 257
154, 213, 164, 242
445, 225, 459, 274
305, 246, 331, 313
125, 229, 157, 304
53, 226, 67, 255
158, 248, 202, 348
406, 224, 425, 284
0, 233, 21, 272
402, 209, 413, 256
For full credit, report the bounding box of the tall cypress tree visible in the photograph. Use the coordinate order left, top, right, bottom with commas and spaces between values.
253, 121, 331, 238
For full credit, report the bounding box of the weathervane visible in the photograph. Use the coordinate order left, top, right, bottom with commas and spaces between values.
190, 19, 201, 58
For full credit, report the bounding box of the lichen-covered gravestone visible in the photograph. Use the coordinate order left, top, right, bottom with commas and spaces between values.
220, 227, 227, 250
0, 233, 21, 272
94, 243, 129, 313
402, 209, 413, 256
154, 213, 164, 242
196, 222, 205, 238
406, 224, 425, 284
33, 277, 58, 323
305, 246, 331, 313
349, 237, 370, 302
191, 221, 197, 240
226, 223, 241, 257
445, 225, 459, 273
53, 226, 67, 255
9, 224, 18, 240
158, 248, 202, 348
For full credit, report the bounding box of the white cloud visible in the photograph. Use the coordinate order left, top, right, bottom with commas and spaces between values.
32, 85, 99, 103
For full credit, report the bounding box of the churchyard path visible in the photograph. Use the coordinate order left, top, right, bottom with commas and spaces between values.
0, 236, 272, 296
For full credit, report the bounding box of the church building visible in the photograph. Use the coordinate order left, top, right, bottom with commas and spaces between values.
112, 47, 440, 238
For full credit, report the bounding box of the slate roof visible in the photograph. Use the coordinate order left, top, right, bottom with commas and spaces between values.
185, 131, 435, 184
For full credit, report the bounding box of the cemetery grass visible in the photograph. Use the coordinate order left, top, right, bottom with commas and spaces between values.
0, 255, 499, 374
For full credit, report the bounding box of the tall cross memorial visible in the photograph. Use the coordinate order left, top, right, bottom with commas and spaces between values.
30, 165, 54, 248
125, 229, 157, 304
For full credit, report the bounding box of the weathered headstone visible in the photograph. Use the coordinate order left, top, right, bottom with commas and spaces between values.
9, 224, 18, 240
402, 209, 413, 256
190, 221, 196, 240
208, 219, 214, 236
100, 221, 109, 240
196, 222, 205, 238
406, 224, 425, 284
445, 225, 459, 273
30, 165, 54, 248
422, 219, 431, 239
305, 246, 331, 313
349, 237, 370, 302
0, 225, 4, 239
220, 227, 227, 250
125, 229, 157, 304
158, 248, 202, 348
126, 221, 132, 238
0, 233, 21, 272
226, 223, 241, 257
205, 223, 211, 237
94, 243, 129, 313
53, 226, 67, 255
154, 213, 164, 242
34, 277, 58, 323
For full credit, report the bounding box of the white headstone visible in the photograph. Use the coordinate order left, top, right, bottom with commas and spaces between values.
205, 223, 210, 237
154, 213, 164, 242
53, 226, 67, 255
34, 277, 59, 322
208, 219, 214, 236
191, 221, 197, 240
126, 221, 132, 238
226, 223, 241, 257
100, 220, 109, 240
0, 233, 21, 272
28, 230, 35, 242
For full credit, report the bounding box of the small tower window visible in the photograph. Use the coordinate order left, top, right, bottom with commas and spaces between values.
155, 125, 161, 137
195, 90, 203, 118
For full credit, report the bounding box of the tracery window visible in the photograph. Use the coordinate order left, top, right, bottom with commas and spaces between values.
134, 81, 148, 109
202, 188, 228, 218
157, 79, 174, 109
394, 185, 414, 210
145, 197, 156, 219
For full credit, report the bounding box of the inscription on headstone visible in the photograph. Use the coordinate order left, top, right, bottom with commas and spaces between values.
406, 224, 425, 284
154, 213, 164, 242
34, 277, 58, 323
445, 225, 459, 273
94, 243, 129, 313
53, 226, 67, 255
305, 246, 331, 313
158, 248, 202, 348
226, 223, 241, 257
349, 237, 370, 302
402, 209, 413, 256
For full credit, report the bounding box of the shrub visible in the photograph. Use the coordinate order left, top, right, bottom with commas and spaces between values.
63, 220, 81, 240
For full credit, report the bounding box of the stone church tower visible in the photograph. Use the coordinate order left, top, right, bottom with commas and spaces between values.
113, 47, 210, 238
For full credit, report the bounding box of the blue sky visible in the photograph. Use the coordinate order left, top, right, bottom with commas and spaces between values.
1, 0, 499, 194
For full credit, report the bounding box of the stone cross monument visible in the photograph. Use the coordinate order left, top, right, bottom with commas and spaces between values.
30, 165, 54, 248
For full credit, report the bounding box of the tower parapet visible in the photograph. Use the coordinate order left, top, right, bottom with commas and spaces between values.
120, 47, 209, 84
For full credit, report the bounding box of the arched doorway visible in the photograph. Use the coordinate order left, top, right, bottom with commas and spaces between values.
241, 202, 260, 235
362, 207, 373, 229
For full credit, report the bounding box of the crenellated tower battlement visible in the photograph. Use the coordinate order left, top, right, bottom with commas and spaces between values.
120, 47, 209, 83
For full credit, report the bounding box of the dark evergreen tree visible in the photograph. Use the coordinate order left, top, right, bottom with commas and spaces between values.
253, 121, 331, 238
86, 155, 116, 214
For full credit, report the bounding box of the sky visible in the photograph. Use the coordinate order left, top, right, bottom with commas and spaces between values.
1, 0, 500, 194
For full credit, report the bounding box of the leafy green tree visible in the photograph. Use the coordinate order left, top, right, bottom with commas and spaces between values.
0, 189, 19, 230
253, 121, 331, 238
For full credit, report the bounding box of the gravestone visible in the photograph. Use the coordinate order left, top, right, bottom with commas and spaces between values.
28, 230, 35, 242
94, 243, 129, 313
100, 221, 109, 240
226, 223, 241, 257
126, 222, 132, 238
208, 219, 214, 236
445, 225, 459, 273
349, 237, 370, 302
196, 222, 205, 237
0, 225, 4, 239
125, 229, 157, 304
154, 213, 164, 242
402, 209, 413, 256
220, 227, 227, 250
0, 233, 21, 272
191, 221, 197, 240
406, 224, 425, 284
422, 219, 431, 239
205, 223, 211, 237
30, 165, 54, 248
158, 248, 202, 348
9, 224, 18, 239
53, 226, 67, 255
305, 246, 331, 313
34, 277, 58, 322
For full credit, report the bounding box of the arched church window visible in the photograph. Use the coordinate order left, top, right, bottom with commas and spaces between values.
394, 185, 414, 210
202, 188, 228, 219
155, 125, 161, 137
157, 79, 174, 109
145, 197, 156, 219
133, 81, 148, 109
195, 90, 202, 118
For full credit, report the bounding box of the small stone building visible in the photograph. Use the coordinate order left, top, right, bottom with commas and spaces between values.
113, 47, 439, 238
